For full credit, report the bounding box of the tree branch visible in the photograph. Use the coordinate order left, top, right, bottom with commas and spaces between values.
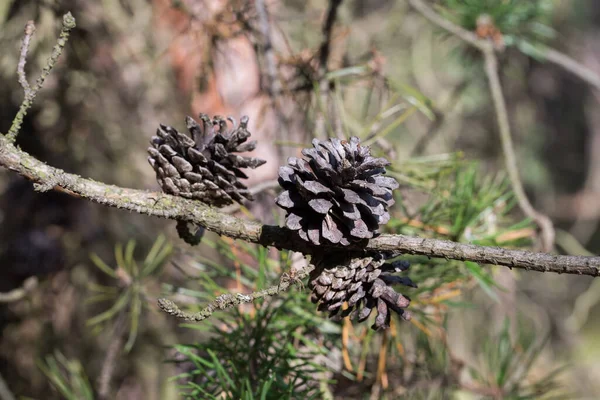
7, 13, 76, 143
409, 0, 600, 94
482, 47, 555, 251
158, 265, 313, 321
1, 8, 599, 316
0, 134, 599, 276
17, 20, 35, 97
407, 0, 555, 251
543, 46, 600, 92
406, 0, 483, 50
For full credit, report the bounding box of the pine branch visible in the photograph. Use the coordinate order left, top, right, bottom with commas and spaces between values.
407, 0, 600, 91
158, 265, 313, 321
482, 47, 555, 251
407, 0, 555, 251
0, 134, 599, 276
542, 47, 600, 91
17, 20, 35, 97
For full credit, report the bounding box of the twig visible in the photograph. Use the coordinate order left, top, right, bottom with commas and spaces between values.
0, 133, 599, 276
17, 21, 35, 96
0, 277, 38, 303
482, 47, 555, 252
408, 0, 600, 241
6, 13, 76, 143
315, 0, 343, 139
158, 264, 314, 321
543, 47, 600, 92
407, 0, 555, 251
567, 91, 600, 242
407, 0, 481, 49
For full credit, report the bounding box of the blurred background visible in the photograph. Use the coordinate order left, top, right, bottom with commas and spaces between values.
1, 0, 600, 399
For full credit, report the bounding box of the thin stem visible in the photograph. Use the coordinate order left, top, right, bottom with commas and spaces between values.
407, 0, 482, 50
6, 13, 76, 143
17, 20, 35, 96
543, 46, 600, 92
482, 46, 555, 251
407, 0, 555, 251
158, 264, 313, 321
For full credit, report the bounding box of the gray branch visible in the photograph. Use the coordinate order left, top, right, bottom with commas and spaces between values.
0, 134, 599, 276
17, 20, 36, 96
158, 265, 313, 321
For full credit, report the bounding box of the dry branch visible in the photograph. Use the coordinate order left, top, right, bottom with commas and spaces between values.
7, 13, 76, 143
407, 0, 556, 251
0, 134, 599, 276
158, 265, 314, 321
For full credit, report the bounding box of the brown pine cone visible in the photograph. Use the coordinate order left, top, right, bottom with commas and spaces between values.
148, 114, 266, 207
310, 252, 415, 330
275, 137, 398, 246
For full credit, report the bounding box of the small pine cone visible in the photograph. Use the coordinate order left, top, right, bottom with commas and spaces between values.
148, 114, 266, 207
275, 137, 398, 245
310, 253, 415, 330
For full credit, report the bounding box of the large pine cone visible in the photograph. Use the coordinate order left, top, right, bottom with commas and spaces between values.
148, 114, 266, 207
310, 253, 415, 330
275, 137, 398, 246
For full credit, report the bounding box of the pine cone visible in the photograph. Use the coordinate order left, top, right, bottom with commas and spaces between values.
148, 114, 266, 207
310, 253, 415, 330
275, 137, 398, 246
